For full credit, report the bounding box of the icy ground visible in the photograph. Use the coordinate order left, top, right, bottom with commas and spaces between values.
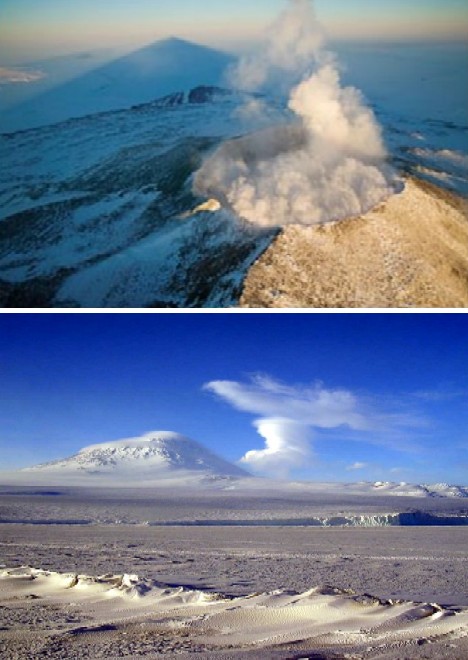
1, 499, 467, 659
1, 563, 467, 660
1, 485, 468, 527
1, 488, 468, 598
1, 486, 467, 657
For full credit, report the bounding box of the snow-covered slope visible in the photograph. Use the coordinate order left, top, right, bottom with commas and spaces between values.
0, 86, 278, 308
0, 39, 233, 133
1, 433, 466, 500
23, 431, 249, 483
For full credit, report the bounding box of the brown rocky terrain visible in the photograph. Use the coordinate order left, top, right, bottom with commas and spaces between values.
240, 177, 468, 308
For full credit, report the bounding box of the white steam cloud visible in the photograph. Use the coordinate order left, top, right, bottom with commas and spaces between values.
194, 0, 398, 227
244, 418, 313, 476
204, 375, 424, 477
228, 0, 325, 93
204, 375, 371, 476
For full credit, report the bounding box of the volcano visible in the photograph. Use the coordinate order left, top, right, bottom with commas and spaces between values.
22, 431, 249, 485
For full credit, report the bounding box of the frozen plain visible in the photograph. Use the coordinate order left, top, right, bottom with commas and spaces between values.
1, 487, 468, 659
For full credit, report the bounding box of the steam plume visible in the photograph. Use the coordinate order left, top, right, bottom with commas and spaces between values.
194, 0, 397, 227
204, 375, 425, 477
243, 418, 313, 477
204, 375, 369, 476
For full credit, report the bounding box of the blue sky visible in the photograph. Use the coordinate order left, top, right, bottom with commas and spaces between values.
1, 0, 467, 62
1, 313, 467, 484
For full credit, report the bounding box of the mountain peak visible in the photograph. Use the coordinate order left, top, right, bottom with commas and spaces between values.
148, 37, 228, 55
80, 430, 189, 453
161, 36, 193, 46
24, 431, 249, 482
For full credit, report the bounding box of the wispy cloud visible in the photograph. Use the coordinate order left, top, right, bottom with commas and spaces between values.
205, 374, 370, 430
204, 374, 425, 477
0, 67, 45, 83
412, 388, 468, 403
346, 461, 368, 471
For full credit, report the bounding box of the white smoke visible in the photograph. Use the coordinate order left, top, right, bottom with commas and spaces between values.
243, 418, 313, 477
194, 0, 397, 227
228, 0, 326, 93
204, 375, 370, 476
204, 375, 425, 477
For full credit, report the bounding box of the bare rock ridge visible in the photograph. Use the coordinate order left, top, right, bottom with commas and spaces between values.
131, 85, 232, 110
240, 177, 468, 309
24, 431, 249, 480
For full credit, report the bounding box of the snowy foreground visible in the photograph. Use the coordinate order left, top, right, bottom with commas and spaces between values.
1, 564, 467, 659
1, 522, 467, 659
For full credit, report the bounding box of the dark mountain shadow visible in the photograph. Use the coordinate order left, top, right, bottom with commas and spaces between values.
1, 38, 233, 133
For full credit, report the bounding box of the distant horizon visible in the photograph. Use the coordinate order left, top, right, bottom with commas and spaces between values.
3, 33, 468, 67
1, 0, 467, 64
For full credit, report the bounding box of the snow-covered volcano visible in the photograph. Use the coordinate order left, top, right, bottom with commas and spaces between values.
23, 431, 249, 484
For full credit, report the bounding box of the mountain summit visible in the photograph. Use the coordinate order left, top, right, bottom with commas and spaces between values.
23, 431, 249, 484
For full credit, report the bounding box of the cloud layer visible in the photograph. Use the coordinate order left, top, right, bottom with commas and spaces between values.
205, 375, 370, 430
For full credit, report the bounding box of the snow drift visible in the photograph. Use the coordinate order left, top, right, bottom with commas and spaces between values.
2, 566, 467, 657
